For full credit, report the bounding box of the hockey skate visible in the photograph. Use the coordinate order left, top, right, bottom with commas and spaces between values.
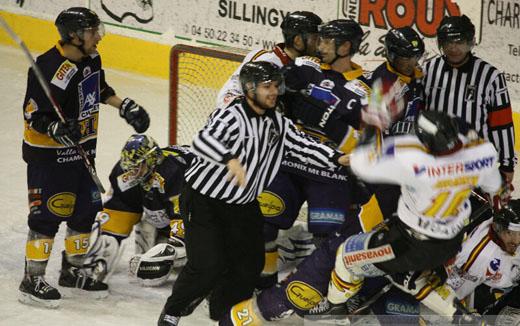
158, 309, 180, 326
18, 274, 61, 309
306, 298, 351, 325
58, 251, 109, 299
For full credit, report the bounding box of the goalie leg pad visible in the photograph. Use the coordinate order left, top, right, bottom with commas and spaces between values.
134, 219, 158, 254
82, 233, 121, 282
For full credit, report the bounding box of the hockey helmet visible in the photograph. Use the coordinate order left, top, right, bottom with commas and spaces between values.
281, 11, 323, 46
318, 19, 364, 55
55, 7, 104, 42
120, 134, 163, 182
415, 111, 461, 155
385, 27, 425, 63
494, 200, 520, 232
437, 15, 475, 46
239, 61, 285, 94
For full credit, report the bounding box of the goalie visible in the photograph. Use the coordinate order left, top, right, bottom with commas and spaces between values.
83, 134, 193, 286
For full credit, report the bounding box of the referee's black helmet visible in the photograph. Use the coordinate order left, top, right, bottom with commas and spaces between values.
437, 15, 475, 45
239, 61, 285, 93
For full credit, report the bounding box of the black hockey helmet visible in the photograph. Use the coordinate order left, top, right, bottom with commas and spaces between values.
437, 15, 475, 46
415, 111, 461, 155
281, 11, 323, 46
55, 7, 102, 42
385, 27, 425, 63
318, 19, 364, 55
239, 61, 285, 94
494, 200, 520, 232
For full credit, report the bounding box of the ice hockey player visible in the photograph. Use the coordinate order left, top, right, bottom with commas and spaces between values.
19, 7, 150, 308
447, 200, 520, 325
216, 11, 322, 108
258, 19, 370, 288
351, 26, 426, 229
218, 110, 504, 325
322, 110, 505, 322
83, 134, 192, 286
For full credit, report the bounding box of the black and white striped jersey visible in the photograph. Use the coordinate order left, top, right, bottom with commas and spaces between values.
422, 54, 516, 170
186, 97, 341, 204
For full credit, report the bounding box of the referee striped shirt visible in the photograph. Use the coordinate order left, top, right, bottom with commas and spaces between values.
186, 97, 341, 204
422, 54, 516, 170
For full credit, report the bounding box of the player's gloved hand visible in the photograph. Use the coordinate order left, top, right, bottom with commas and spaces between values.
490, 175, 514, 211
119, 98, 150, 133
47, 119, 82, 146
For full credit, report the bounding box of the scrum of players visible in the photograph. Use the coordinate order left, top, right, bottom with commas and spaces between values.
21, 8, 519, 326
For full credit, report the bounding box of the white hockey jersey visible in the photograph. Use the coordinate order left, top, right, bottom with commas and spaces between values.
216, 43, 292, 109
446, 218, 520, 299
350, 134, 502, 239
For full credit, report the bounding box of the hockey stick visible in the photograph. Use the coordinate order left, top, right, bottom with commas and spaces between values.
0, 16, 105, 193
463, 191, 493, 234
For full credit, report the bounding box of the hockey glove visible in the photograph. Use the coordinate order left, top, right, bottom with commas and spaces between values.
453, 301, 486, 326
47, 119, 82, 147
119, 98, 150, 133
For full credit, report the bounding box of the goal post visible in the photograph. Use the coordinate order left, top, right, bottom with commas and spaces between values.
169, 44, 246, 145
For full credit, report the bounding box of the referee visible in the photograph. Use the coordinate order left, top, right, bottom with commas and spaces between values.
158, 61, 350, 325
422, 15, 516, 184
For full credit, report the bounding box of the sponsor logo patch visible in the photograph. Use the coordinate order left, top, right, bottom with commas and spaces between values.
286, 281, 323, 310
258, 191, 285, 217
309, 209, 345, 224
343, 244, 395, 266
51, 60, 78, 90
28, 188, 42, 214
47, 192, 76, 217
413, 156, 495, 177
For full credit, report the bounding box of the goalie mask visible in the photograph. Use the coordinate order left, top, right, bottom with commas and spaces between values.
120, 134, 163, 184
415, 111, 461, 155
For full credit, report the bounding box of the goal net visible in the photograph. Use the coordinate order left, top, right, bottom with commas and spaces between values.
169, 44, 246, 145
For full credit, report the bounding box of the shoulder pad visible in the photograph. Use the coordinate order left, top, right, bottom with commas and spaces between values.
162, 146, 193, 166
51, 60, 78, 90
294, 56, 322, 71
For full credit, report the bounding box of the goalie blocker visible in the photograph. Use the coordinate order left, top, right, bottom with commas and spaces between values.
129, 237, 186, 286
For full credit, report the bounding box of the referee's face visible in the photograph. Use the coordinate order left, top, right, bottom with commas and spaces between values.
252, 81, 279, 110
441, 40, 472, 66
